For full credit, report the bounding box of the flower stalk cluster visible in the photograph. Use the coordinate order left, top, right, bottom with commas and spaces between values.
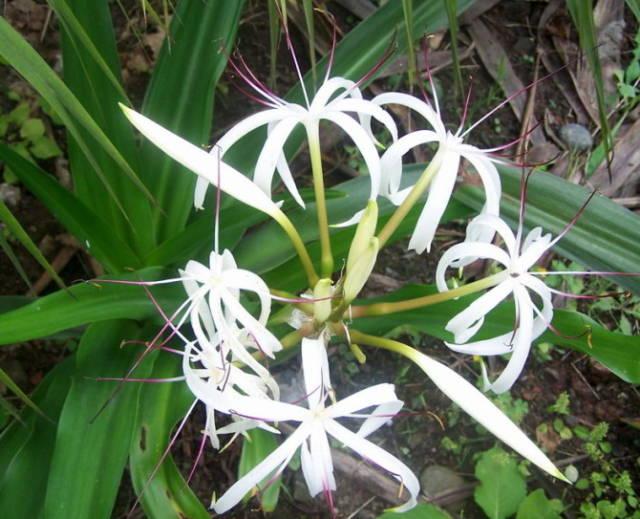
116, 50, 599, 514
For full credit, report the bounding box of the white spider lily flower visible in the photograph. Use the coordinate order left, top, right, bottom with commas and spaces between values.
120, 104, 281, 218
194, 76, 398, 210
201, 338, 418, 514
436, 214, 554, 393
182, 339, 279, 450
180, 249, 282, 382
369, 92, 502, 255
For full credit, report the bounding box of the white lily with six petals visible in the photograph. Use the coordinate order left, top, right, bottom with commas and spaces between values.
368, 92, 502, 255
193, 336, 418, 514
436, 214, 554, 393
194, 76, 398, 209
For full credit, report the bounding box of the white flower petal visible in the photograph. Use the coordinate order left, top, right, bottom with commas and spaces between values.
406, 349, 566, 480
320, 111, 382, 200
253, 117, 304, 205
371, 92, 445, 135
325, 420, 419, 513
331, 208, 364, 228
484, 286, 535, 394
436, 243, 511, 291
309, 427, 336, 495
300, 439, 323, 496
328, 98, 398, 142
408, 150, 460, 254
380, 131, 439, 198
120, 105, 279, 216
301, 336, 332, 408
212, 422, 312, 514
327, 383, 398, 419
446, 280, 514, 343
312, 77, 360, 111
357, 399, 403, 438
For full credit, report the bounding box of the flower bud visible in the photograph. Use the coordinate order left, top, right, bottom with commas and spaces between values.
344, 237, 379, 304
313, 278, 333, 324
346, 200, 378, 274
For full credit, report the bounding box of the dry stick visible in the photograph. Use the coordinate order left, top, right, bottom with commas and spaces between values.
26, 244, 78, 297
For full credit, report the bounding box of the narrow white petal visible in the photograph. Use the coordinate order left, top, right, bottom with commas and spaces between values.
408, 151, 460, 254
357, 400, 403, 438
331, 208, 364, 228
300, 440, 323, 496
380, 131, 439, 198
328, 99, 398, 141
446, 280, 514, 343
120, 105, 279, 216
325, 420, 419, 513
320, 111, 382, 200
446, 335, 514, 355
465, 214, 517, 257
312, 77, 359, 111
484, 286, 535, 393
436, 243, 511, 291
327, 383, 398, 419
406, 349, 566, 480
253, 117, 304, 206
301, 336, 332, 408
309, 427, 336, 495
222, 268, 272, 325
371, 92, 445, 135
212, 422, 312, 514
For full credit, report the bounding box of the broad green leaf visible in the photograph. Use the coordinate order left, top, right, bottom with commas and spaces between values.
352, 284, 640, 384
474, 447, 526, 519
455, 165, 640, 294
141, 0, 245, 242
47, 0, 129, 101
129, 353, 209, 519
236, 168, 471, 290
379, 503, 452, 519
0, 199, 66, 291
516, 489, 563, 519
59, 0, 155, 254
0, 358, 75, 517
0, 17, 156, 224
0, 268, 183, 345
43, 320, 147, 519
145, 202, 267, 268
238, 429, 281, 512
0, 143, 142, 272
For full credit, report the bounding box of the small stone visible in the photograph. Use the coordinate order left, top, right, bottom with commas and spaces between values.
0, 183, 21, 207
560, 123, 593, 152
420, 465, 466, 512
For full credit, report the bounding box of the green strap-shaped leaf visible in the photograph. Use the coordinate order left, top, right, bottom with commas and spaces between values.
455, 165, 640, 294
0, 367, 47, 421
141, 0, 245, 242
0, 267, 183, 346
0, 143, 141, 272
352, 284, 640, 384
43, 320, 148, 519
0, 358, 75, 518
0, 199, 66, 291
238, 429, 281, 512
59, 0, 155, 254
129, 353, 209, 519
0, 17, 156, 220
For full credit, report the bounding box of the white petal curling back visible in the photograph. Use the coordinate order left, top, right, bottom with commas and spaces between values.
120, 105, 280, 217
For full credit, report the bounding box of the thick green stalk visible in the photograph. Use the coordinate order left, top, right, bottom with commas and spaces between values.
351, 271, 506, 317
273, 209, 319, 286
307, 123, 334, 278
376, 148, 443, 248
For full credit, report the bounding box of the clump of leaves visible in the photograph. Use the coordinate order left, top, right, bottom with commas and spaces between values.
0, 88, 62, 183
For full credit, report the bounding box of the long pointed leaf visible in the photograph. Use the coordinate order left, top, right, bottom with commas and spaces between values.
0, 143, 141, 272
43, 320, 148, 519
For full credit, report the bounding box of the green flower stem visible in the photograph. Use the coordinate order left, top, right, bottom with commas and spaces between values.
307, 123, 334, 278
376, 148, 444, 248
274, 208, 319, 286
346, 328, 417, 359
350, 271, 506, 318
